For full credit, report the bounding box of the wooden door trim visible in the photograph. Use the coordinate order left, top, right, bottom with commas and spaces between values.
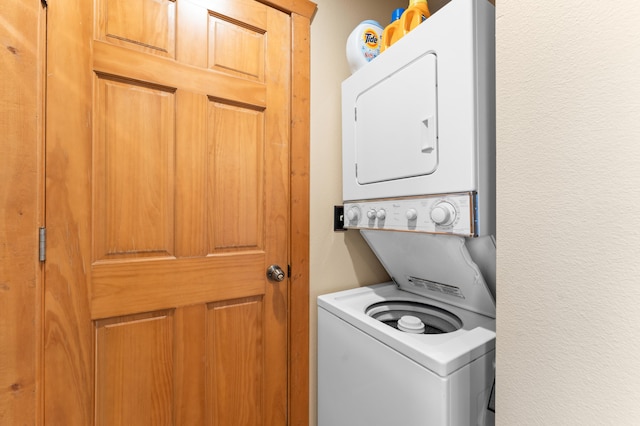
258, 0, 316, 19
265, 1, 315, 424
0, 1, 46, 424
289, 10, 313, 426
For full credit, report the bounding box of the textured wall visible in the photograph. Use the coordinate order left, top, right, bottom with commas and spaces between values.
496, 1, 640, 423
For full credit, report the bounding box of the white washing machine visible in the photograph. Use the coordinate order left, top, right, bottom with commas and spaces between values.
320, 0, 497, 423
318, 232, 496, 426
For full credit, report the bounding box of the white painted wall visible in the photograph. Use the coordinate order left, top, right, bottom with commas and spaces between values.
496, 1, 640, 424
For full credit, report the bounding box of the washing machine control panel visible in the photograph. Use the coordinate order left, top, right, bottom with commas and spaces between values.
344, 193, 477, 237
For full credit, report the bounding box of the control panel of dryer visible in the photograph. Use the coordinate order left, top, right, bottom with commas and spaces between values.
343, 193, 477, 237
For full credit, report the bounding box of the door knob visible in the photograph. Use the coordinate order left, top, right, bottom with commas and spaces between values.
267, 265, 286, 282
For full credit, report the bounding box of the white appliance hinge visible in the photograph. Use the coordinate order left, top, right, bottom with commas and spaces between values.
354, 107, 357, 121
39, 227, 46, 262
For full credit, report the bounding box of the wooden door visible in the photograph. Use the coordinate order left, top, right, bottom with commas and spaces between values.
44, 0, 301, 424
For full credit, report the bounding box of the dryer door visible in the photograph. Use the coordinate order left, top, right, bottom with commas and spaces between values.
355, 52, 438, 185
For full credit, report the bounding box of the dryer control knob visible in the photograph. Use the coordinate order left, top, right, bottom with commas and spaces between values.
346, 207, 360, 221
366, 209, 377, 219
431, 202, 456, 226
405, 208, 418, 221
376, 209, 386, 220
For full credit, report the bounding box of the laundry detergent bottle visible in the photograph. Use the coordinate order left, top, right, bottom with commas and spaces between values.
346, 20, 384, 74
400, 0, 431, 35
381, 8, 405, 53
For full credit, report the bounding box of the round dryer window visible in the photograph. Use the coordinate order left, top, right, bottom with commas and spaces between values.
366, 301, 463, 334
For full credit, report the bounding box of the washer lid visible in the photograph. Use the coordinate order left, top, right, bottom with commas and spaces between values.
360, 230, 496, 318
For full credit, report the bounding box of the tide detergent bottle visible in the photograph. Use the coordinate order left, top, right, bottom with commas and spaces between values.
400, 0, 431, 35
380, 8, 405, 53
346, 20, 384, 74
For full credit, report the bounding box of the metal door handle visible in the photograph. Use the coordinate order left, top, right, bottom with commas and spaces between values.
267, 265, 286, 282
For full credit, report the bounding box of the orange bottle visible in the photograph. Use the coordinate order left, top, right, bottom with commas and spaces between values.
400, 0, 431, 35
381, 8, 405, 53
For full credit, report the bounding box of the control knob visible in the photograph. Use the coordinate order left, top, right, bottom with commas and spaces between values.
430, 202, 457, 226
366, 209, 377, 219
405, 208, 418, 221
346, 207, 360, 222
376, 209, 386, 220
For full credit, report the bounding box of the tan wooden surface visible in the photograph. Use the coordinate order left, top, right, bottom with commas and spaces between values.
1, 0, 314, 423
289, 11, 312, 426
0, 1, 45, 424
258, 0, 316, 19
45, 0, 295, 424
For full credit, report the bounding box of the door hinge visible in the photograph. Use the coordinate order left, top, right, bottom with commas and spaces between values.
39, 227, 46, 262
287, 265, 291, 277
41, 0, 47, 8
354, 107, 357, 121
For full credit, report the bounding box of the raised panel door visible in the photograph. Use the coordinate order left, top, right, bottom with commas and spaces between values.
45, 0, 290, 424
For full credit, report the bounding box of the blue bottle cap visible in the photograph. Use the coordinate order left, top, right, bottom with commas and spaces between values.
391, 8, 405, 22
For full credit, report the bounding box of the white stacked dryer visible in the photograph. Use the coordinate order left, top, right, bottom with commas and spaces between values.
318, 0, 496, 424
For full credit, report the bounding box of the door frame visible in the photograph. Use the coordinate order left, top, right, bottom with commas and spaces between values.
283, 3, 315, 425
257, 1, 316, 424
0, 0, 46, 425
